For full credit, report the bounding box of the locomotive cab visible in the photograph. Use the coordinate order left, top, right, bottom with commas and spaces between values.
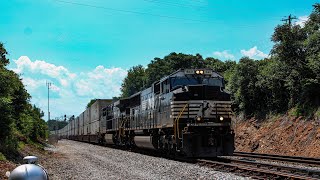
166, 69, 234, 157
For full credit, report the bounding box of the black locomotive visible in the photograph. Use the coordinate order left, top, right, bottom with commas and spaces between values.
57, 68, 235, 157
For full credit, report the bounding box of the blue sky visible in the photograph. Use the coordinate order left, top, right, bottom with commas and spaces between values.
0, 0, 317, 120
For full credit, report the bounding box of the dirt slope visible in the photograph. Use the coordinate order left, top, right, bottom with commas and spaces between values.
235, 115, 320, 157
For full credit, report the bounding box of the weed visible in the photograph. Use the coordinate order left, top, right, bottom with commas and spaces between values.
17, 141, 25, 150
0, 152, 7, 161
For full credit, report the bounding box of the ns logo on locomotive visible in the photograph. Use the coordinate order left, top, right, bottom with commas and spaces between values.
57, 68, 235, 157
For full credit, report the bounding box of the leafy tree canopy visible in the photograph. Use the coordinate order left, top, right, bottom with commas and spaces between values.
87, 99, 97, 108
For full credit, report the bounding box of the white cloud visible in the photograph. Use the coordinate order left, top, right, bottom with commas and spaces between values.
22, 77, 45, 90
13, 56, 76, 79
50, 84, 61, 92
11, 56, 127, 120
213, 50, 235, 60
75, 66, 127, 97
12, 56, 77, 88
59, 79, 68, 87
295, 15, 309, 27
240, 46, 269, 59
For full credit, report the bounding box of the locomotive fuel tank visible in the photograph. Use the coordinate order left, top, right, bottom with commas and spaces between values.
105, 134, 114, 145
134, 136, 155, 149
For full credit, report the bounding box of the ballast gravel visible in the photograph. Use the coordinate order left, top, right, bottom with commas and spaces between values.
43, 140, 248, 180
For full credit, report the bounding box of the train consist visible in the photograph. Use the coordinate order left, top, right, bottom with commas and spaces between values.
56, 68, 234, 157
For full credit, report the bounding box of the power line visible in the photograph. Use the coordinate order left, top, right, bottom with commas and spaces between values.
54, 0, 213, 23
53, 0, 279, 29
141, 0, 207, 10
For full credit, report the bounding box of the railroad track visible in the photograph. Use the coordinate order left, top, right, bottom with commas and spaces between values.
107, 144, 320, 179
233, 151, 320, 166
76, 141, 320, 179
198, 158, 320, 179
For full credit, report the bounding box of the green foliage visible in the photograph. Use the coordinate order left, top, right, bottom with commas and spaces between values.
145, 53, 206, 87
146, 57, 172, 87
0, 152, 6, 161
47, 120, 68, 131
315, 108, 320, 119
18, 141, 25, 150
0, 42, 9, 67
121, 65, 146, 97
271, 23, 307, 107
87, 99, 97, 108
256, 59, 289, 113
228, 57, 263, 117
0, 43, 47, 155
112, 96, 120, 101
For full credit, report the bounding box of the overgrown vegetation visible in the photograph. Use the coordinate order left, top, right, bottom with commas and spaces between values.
120, 4, 320, 118
0, 43, 47, 157
86, 99, 97, 108
47, 120, 68, 131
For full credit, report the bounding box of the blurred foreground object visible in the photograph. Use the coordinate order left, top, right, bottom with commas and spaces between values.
8, 156, 48, 180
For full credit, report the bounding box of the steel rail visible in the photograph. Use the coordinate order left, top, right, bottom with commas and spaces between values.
231, 158, 320, 178
198, 159, 320, 180
233, 152, 320, 165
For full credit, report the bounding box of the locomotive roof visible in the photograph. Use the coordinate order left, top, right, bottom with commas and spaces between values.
158, 68, 222, 82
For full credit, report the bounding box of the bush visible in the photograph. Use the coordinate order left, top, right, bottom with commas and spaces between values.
0, 152, 6, 161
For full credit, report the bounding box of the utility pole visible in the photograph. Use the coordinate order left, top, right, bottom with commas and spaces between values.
46, 81, 53, 134
281, 14, 297, 26
46, 81, 52, 122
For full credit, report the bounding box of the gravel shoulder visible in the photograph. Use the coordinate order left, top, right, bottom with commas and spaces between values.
42, 140, 248, 180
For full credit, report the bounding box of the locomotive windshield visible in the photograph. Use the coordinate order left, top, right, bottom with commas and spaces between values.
170, 76, 223, 89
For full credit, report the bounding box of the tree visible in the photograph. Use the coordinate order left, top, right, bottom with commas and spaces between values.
302, 3, 320, 107
228, 57, 261, 117
145, 57, 172, 87
0, 43, 9, 67
87, 99, 97, 108
255, 58, 289, 113
164, 52, 205, 71
47, 120, 68, 131
205, 58, 236, 86
121, 65, 146, 97
145, 53, 206, 87
0, 61, 17, 152
204, 57, 227, 73
271, 21, 307, 108
0, 42, 48, 155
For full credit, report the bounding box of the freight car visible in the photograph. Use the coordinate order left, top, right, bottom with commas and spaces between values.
57, 68, 234, 157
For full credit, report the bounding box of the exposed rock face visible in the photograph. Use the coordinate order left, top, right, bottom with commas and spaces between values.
235, 115, 320, 157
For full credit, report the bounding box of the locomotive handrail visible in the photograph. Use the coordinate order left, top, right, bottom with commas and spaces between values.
174, 103, 189, 140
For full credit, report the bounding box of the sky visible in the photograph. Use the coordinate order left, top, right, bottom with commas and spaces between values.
0, 0, 317, 120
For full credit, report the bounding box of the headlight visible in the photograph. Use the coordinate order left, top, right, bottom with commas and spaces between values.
196, 116, 202, 121
195, 70, 200, 74
200, 70, 204, 74
219, 116, 224, 121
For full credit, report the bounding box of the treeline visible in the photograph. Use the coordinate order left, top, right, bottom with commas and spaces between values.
120, 4, 320, 118
0, 43, 47, 155
47, 120, 68, 131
